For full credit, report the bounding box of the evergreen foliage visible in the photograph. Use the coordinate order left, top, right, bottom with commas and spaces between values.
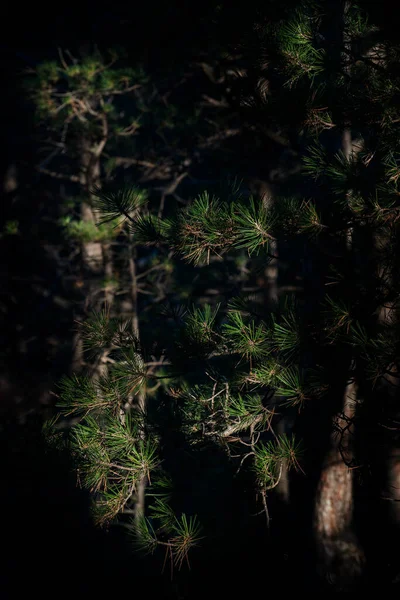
45, 0, 400, 585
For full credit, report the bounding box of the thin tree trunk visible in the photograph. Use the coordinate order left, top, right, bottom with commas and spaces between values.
313, 8, 366, 579
3, 163, 18, 194
72, 141, 115, 372
128, 238, 147, 524
256, 180, 290, 503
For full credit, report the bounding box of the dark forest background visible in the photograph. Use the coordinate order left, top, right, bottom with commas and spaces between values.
1, 1, 399, 596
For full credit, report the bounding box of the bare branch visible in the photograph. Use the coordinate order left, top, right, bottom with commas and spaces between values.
93, 114, 109, 157
136, 263, 168, 281
218, 413, 265, 438
235, 451, 254, 475
65, 49, 78, 65
200, 94, 229, 108
198, 128, 241, 149
36, 166, 80, 182
116, 123, 140, 137
106, 84, 142, 96
113, 157, 157, 170
57, 47, 69, 70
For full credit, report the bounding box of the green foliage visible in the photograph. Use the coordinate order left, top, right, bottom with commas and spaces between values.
269, 196, 304, 237
270, 298, 302, 359
169, 514, 203, 569
173, 191, 234, 265
44, 2, 400, 582
70, 409, 159, 503
275, 366, 309, 406
149, 498, 176, 530
132, 512, 203, 570
60, 216, 120, 242
92, 186, 149, 224
79, 309, 121, 350
324, 295, 354, 339
132, 516, 159, 555
227, 294, 264, 319
253, 435, 303, 489
111, 348, 147, 396
184, 304, 220, 356
129, 213, 167, 246
46, 305, 204, 568
296, 200, 326, 237
278, 8, 325, 88
93, 485, 133, 525
302, 143, 329, 180
223, 311, 270, 360
29, 50, 146, 125
228, 393, 270, 433
58, 374, 111, 417
2, 220, 19, 236
128, 439, 160, 478
233, 196, 275, 255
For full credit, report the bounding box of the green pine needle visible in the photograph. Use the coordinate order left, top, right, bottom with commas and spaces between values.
170, 514, 203, 569
92, 185, 149, 224
57, 374, 102, 417
233, 196, 275, 255
80, 309, 120, 351
129, 213, 166, 245
223, 311, 270, 359
149, 498, 176, 531
132, 516, 159, 555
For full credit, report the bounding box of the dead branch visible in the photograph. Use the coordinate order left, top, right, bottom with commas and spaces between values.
36, 166, 80, 182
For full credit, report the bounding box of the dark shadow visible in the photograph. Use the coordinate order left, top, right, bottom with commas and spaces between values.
0, 413, 178, 598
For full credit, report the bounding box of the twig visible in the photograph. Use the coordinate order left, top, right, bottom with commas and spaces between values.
108, 84, 142, 96
235, 451, 254, 475
381, 495, 400, 502
136, 263, 167, 280
156, 172, 188, 218
36, 166, 80, 182
57, 47, 69, 70
261, 490, 270, 530
113, 157, 157, 170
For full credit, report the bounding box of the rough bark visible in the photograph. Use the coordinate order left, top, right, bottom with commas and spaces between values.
313, 6, 366, 581
313, 120, 365, 588
376, 232, 400, 526
314, 375, 365, 588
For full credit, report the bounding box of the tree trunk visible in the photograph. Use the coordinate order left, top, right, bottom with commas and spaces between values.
312, 4, 366, 571
253, 179, 290, 504
376, 233, 400, 527
72, 142, 115, 371
313, 374, 365, 588
127, 239, 147, 525
313, 125, 365, 587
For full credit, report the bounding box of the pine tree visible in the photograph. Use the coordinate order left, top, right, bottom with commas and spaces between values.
25, 49, 150, 371
46, 0, 400, 589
